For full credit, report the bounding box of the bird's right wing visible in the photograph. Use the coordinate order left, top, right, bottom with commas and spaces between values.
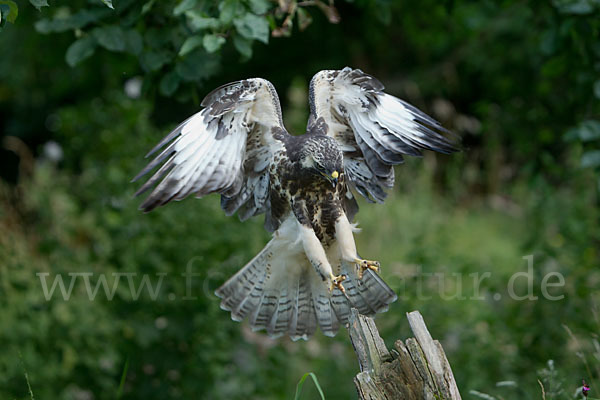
308, 67, 459, 203
133, 78, 288, 216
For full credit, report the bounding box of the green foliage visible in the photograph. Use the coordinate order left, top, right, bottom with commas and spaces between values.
27, 0, 282, 95
15, 0, 353, 100
538, 360, 565, 399
565, 119, 600, 189
233, 12, 270, 43
178, 35, 203, 56
0, 93, 275, 399
101, 0, 114, 10
65, 35, 97, 67
1, 0, 599, 399
28, 0, 48, 11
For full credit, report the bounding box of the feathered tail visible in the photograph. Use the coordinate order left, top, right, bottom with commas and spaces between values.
215, 223, 397, 340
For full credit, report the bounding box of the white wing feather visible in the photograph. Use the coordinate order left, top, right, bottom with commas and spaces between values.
308, 67, 459, 203
133, 78, 287, 212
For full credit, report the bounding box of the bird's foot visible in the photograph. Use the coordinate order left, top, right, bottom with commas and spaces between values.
328, 273, 347, 294
355, 259, 380, 279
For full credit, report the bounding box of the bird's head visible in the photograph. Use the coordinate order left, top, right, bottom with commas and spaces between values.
300, 136, 343, 187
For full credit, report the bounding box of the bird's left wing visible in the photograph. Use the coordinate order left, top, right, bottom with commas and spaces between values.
308, 67, 459, 203
133, 78, 287, 213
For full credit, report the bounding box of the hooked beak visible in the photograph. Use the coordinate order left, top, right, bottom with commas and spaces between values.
318, 170, 340, 187
330, 171, 339, 188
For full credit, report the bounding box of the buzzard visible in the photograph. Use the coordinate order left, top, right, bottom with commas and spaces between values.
133, 67, 458, 340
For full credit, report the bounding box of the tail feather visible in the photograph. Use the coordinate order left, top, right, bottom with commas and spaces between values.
249, 289, 278, 330
268, 289, 293, 338
215, 234, 397, 340
341, 275, 374, 315
289, 297, 317, 341
216, 241, 272, 321
330, 290, 351, 326
288, 272, 315, 340
313, 292, 340, 337
231, 273, 266, 322
359, 269, 397, 312
305, 299, 319, 339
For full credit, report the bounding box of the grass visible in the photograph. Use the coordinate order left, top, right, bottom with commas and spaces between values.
116, 356, 129, 399
294, 372, 325, 400
19, 351, 35, 400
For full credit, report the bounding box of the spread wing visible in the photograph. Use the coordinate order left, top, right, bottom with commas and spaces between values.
308, 67, 459, 203
133, 78, 288, 217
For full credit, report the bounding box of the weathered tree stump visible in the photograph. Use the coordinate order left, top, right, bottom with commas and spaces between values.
348, 308, 462, 400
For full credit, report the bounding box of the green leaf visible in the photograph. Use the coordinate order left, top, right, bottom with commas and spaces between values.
564, 120, 600, 142
144, 28, 171, 48
65, 36, 97, 67
179, 35, 203, 56
185, 10, 220, 31
140, 50, 172, 71
203, 34, 225, 53
92, 25, 126, 52
34, 9, 108, 34
175, 48, 220, 81
233, 34, 252, 59
33, 19, 57, 33
159, 70, 180, 96
248, 0, 271, 14
29, 0, 48, 11
173, 0, 197, 16
101, 0, 114, 9
234, 13, 269, 44
123, 29, 143, 55
581, 150, 600, 168
219, 0, 243, 24
594, 80, 600, 99
294, 372, 325, 400
552, 0, 595, 14
141, 0, 155, 14
0, 1, 18, 23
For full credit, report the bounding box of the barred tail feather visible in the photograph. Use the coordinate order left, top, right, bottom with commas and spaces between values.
313, 291, 341, 337
215, 224, 397, 340
215, 240, 272, 322
341, 266, 397, 315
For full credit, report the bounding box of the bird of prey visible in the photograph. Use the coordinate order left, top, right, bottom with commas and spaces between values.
133, 67, 458, 340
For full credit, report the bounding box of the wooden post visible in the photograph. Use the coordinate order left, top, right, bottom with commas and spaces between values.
348, 308, 462, 400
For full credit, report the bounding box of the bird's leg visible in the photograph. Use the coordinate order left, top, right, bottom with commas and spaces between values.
297, 221, 346, 293
335, 214, 381, 279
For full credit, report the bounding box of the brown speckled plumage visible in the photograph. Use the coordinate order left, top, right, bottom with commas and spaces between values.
266, 134, 348, 244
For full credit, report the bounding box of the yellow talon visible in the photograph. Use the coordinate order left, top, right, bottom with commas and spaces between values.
329, 273, 346, 294
356, 259, 381, 279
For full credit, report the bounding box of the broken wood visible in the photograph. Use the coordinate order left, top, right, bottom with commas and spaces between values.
348, 308, 462, 400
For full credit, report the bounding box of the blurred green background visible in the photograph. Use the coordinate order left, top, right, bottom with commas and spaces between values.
1, 0, 599, 399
